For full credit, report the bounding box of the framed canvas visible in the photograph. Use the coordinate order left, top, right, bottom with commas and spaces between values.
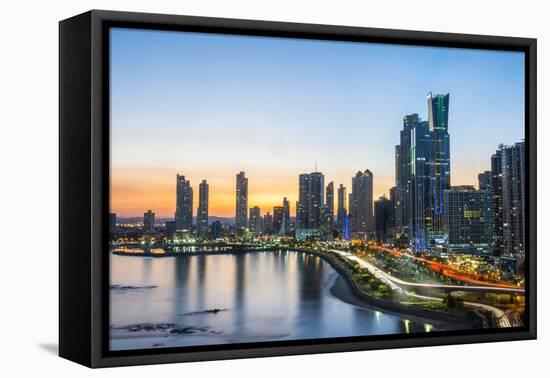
59, 10, 537, 368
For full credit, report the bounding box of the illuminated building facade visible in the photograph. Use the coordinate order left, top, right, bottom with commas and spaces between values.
175, 174, 193, 231
336, 184, 347, 238
249, 206, 261, 234
443, 186, 491, 254
197, 180, 209, 238
235, 171, 248, 232
349, 169, 373, 240
143, 210, 155, 233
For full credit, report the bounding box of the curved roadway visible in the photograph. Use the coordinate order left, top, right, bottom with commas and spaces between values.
331, 250, 513, 328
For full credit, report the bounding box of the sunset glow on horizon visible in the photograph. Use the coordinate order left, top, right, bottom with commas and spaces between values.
111, 165, 490, 218
109, 28, 524, 219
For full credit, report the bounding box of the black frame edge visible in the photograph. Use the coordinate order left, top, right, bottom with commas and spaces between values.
526, 38, 537, 340
89, 9, 536, 49
59, 11, 93, 367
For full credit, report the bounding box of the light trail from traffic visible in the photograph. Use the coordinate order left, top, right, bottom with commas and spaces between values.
331, 250, 513, 328
371, 245, 523, 290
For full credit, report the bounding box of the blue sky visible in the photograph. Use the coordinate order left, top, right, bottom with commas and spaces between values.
109, 27, 525, 217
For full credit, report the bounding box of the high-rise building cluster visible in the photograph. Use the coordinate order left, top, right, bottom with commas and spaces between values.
164, 169, 372, 241
392, 93, 451, 252
293, 169, 374, 241
169, 171, 298, 239
384, 92, 525, 261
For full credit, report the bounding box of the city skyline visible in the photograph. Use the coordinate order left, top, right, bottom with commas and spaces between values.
110, 28, 525, 218
117, 130, 525, 258
106, 27, 529, 352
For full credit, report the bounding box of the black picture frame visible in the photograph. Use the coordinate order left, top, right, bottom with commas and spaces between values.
59, 9, 537, 368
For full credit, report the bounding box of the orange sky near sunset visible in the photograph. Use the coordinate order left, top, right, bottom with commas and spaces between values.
111, 166, 393, 218
110, 165, 480, 219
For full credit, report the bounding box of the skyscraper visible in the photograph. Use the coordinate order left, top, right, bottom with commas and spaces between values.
319, 204, 333, 239
443, 186, 491, 254
500, 142, 526, 257
326, 182, 335, 231
175, 174, 193, 231
297, 174, 310, 229
427, 92, 451, 244
308, 172, 324, 229
273, 206, 284, 234
282, 197, 290, 234
478, 171, 492, 191
374, 196, 392, 243
235, 171, 248, 231
395, 94, 451, 253
165, 220, 176, 239
394, 115, 415, 239
490, 142, 526, 258
143, 210, 155, 233
349, 169, 374, 240
491, 150, 504, 255
249, 206, 261, 234
211, 220, 222, 239
408, 116, 433, 252
109, 213, 117, 233
263, 211, 273, 235
478, 170, 493, 251
387, 187, 396, 243
336, 184, 347, 237
296, 171, 325, 230
197, 180, 209, 238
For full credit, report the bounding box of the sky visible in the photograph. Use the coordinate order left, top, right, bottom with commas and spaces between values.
109, 27, 525, 218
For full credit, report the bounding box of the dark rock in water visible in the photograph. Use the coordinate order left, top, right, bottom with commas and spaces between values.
114, 323, 175, 332
110, 284, 158, 290
170, 326, 209, 334
183, 308, 228, 316
112, 322, 213, 336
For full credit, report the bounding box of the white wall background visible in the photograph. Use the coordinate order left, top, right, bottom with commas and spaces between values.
0, 0, 546, 375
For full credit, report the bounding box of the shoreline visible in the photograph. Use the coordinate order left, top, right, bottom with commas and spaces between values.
111, 248, 482, 328
329, 275, 477, 330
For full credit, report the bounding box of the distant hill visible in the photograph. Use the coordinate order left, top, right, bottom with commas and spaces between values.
207, 216, 235, 224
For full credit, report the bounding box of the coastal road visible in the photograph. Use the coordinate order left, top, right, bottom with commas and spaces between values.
331, 250, 513, 328
332, 250, 524, 294
372, 245, 522, 290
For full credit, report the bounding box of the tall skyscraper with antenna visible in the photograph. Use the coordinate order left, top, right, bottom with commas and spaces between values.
427, 92, 451, 245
